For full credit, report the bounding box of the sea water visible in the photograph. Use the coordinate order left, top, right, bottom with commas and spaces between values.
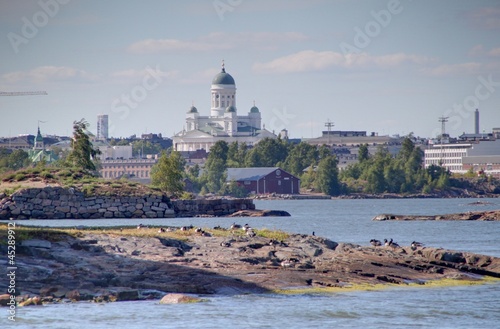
2, 198, 499, 328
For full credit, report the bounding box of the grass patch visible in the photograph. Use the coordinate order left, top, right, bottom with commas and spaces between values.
0, 223, 82, 245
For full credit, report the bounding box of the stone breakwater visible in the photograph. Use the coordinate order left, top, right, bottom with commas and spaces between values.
0, 187, 255, 219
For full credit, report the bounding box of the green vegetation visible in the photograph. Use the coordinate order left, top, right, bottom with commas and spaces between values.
66, 118, 101, 172
150, 150, 185, 196
0, 149, 31, 174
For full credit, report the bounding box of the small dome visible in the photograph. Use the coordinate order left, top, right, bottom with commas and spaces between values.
225, 105, 237, 113
250, 106, 260, 113
187, 106, 198, 113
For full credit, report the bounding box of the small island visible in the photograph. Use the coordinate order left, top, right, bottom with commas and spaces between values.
373, 210, 500, 221
1, 224, 499, 306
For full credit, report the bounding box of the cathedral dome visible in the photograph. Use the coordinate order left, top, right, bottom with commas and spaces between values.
187, 105, 198, 113
212, 62, 235, 85
225, 105, 237, 113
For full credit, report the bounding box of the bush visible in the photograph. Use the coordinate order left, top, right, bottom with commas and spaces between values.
40, 171, 54, 179
14, 173, 26, 181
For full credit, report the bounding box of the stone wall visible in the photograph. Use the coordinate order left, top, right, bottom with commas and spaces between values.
0, 187, 255, 219
0, 187, 174, 219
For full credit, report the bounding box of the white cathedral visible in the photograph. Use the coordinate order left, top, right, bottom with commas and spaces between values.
172, 62, 277, 152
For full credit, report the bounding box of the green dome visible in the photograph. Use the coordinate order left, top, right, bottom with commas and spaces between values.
212, 68, 235, 85
187, 106, 198, 113
250, 106, 260, 113
225, 105, 237, 113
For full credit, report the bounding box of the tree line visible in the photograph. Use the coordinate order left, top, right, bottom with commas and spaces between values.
151, 135, 455, 197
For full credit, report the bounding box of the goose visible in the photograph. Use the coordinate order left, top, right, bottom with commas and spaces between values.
220, 241, 231, 247
230, 222, 242, 230
158, 227, 166, 233
370, 239, 382, 247
137, 223, 144, 230
411, 241, 424, 249
280, 259, 294, 269
246, 229, 256, 237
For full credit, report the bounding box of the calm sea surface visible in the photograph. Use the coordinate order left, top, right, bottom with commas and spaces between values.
2, 198, 500, 328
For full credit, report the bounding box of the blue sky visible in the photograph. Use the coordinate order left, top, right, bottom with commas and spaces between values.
1, 0, 499, 140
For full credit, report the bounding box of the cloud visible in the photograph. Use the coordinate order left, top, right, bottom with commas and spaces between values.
468, 44, 500, 57
420, 62, 482, 77
110, 67, 178, 83
127, 38, 229, 54
127, 32, 308, 54
252, 50, 432, 73
465, 7, 500, 30
2, 66, 100, 83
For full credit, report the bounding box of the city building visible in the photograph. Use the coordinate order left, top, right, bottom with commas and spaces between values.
304, 130, 400, 147
424, 139, 500, 176
227, 167, 300, 194
172, 62, 276, 152
99, 157, 158, 181
96, 114, 109, 141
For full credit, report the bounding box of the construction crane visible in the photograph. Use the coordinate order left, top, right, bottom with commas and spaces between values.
0, 91, 47, 96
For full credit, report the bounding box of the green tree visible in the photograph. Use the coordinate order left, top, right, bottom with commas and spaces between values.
245, 137, 288, 167
150, 151, 185, 196
315, 155, 340, 196
8, 149, 30, 170
132, 140, 162, 157
358, 144, 369, 162
202, 141, 229, 193
283, 142, 318, 176
67, 119, 100, 171
227, 142, 247, 168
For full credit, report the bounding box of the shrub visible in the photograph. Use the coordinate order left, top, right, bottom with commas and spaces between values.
14, 173, 26, 181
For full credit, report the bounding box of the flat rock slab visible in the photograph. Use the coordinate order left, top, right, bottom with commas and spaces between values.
4, 229, 500, 304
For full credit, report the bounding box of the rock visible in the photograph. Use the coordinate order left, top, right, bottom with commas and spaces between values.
115, 290, 139, 301
21, 239, 52, 249
66, 290, 80, 301
18, 296, 42, 307
159, 293, 203, 304
0, 294, 14, 306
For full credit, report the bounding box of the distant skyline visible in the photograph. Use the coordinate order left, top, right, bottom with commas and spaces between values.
1, 0, 499, 139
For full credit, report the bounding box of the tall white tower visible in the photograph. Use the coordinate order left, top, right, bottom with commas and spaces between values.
210, 60, 236, 117
97, 114, 109, 141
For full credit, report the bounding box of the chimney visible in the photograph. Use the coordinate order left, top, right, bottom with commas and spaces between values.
474, 109, 479, 134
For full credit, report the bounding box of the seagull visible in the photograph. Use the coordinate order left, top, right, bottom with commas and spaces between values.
370, 239, 382, 247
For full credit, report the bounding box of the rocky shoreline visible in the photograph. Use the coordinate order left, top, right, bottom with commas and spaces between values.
1, 224, 499, 306
373, 209, 500, 221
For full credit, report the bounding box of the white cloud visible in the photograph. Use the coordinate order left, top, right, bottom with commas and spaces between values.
487, 47, 500, 57
2, 66, 99, 83
465, 7, 500, 30
127, 38, 229, 54
253, 50, 432, 73
421, 62, 482, 77
127, 32, 308, 54
110, 67, 178, 83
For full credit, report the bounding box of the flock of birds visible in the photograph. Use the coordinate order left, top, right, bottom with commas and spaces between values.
136, 223, 425, 257
136, 222, 258, 238
370, 238, 424, 250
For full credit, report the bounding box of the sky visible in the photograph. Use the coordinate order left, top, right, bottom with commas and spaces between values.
0, 0, 499, 140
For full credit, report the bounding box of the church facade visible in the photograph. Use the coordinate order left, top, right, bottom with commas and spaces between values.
172, 63, 276, 152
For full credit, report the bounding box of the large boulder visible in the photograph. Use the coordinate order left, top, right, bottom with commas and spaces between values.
159, 293, 203, 304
